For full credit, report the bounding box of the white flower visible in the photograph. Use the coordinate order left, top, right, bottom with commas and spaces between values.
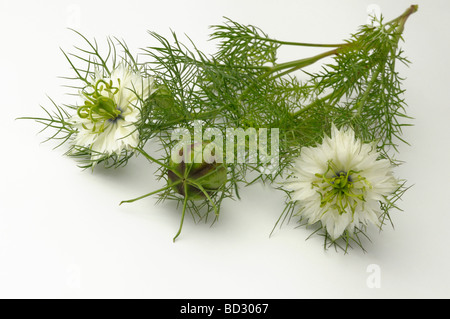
287, 124, 398, 240
70, 64, 154, 161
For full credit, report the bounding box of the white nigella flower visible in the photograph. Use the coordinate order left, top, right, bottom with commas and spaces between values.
70, 64, 154, 161
287, 124, 398, 240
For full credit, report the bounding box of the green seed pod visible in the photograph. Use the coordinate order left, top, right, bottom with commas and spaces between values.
151, 85, 175, 110
168, 141, 227, 200
147, 84, 178, 122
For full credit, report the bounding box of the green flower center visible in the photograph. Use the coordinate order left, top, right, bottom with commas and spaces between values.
313, 161, 371, 215
77, 79, 123, 133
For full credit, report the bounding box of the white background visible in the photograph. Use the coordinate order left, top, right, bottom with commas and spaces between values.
1, 0, 449, 299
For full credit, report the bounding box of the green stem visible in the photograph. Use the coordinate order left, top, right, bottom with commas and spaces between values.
386, 4, 418, 32
269, 48, 339, 75
260, 37, 345, 48
134, 147, 183, 178
120, 181, 181, 205
292, 5, 418, 119
240, 48, 341, 101
353, 63, 383, 116
173, 194, 189, 242
352, 6, 418, 117
188, 181, 219, 216
292, 87, 346, 118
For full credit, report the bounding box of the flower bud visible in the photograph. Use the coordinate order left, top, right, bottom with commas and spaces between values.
168, 141, 227, 200
150, 85, 175, 110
